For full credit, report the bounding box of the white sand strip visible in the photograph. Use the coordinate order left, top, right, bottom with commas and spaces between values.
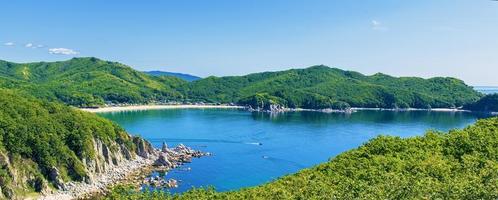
80, 105, 244, 113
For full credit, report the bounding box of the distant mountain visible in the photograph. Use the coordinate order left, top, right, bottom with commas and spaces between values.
145, 70, 201, 82
0, 57, 187, 106
186, 65, 482, 109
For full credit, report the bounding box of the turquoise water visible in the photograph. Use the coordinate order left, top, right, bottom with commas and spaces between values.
99, 109, 488, 193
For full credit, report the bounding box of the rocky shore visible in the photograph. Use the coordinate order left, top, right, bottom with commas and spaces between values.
141, 143, 208, 189
246, 104, 354, 113
38, 142, 206, 200
246, 104, 477, 114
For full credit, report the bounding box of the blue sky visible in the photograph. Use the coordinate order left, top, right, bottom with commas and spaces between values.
1, 0, 497, 85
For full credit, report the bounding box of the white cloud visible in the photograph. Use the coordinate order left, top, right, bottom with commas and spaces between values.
371, 20, 388, 31
3, 42, 15, 46
24, 43, 45, 49
31, 44, 45, 49
48, 48, 79, 55
372, 20, 381, 26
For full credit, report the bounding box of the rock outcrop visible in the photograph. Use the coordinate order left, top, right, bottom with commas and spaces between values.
247, 103, 286, 113
39, 140, 206, 200
133, 137, 154, 159
153, 143, 206, 168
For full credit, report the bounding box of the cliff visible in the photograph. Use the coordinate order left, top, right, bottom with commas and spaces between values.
0, 89, 156, 199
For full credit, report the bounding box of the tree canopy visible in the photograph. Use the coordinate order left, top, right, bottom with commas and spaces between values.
0, 59, 482, 109
186, 66, 481, 109
0, 89, 136, 197
0, 58, 186, 107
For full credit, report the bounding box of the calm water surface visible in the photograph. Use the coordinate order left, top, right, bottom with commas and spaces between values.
99, 109, 488, 193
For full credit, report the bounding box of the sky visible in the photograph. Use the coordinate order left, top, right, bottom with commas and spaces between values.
1, 0, 497, 85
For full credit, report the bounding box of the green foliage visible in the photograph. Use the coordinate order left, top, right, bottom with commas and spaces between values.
0, 89, 135, 186
186, 65, 481, 109
0, 57, 187, 107
106, 117, 498, 199
464, 94, 498, 112
238, 93, 286, 110
0, 59, 481, 110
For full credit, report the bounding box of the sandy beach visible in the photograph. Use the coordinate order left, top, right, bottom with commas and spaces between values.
80, 104, 244, 113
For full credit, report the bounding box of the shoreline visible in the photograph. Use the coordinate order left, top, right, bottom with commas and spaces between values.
80, 105, 244, 113
39, 154, 158, 200
80, 104, 477, 114
38, 144, 207, 200
253, 107, 474, 113
79, 104, 497, 115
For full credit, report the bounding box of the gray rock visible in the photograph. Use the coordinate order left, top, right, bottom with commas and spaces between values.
49, 167, 66, 190
153, 154, 172, 167
120, 143, 133, 160
161, 142, 168, 153
133, 137, 154, 158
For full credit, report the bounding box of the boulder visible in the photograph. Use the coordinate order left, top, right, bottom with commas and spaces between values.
133, 137, 154, 158
161, 142, 168, 153
153, 154, 172, 167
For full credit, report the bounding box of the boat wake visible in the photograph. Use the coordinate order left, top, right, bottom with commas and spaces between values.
244, 142, 263, 145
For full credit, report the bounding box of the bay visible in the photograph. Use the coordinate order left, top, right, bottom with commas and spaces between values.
99, 109, 488, 193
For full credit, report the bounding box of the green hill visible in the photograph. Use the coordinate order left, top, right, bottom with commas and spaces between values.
0, 58, 187, 107
107, 116, 498, 199
0, 89, 154, 199
186, 66, 481, 109
0, 58, 481, 110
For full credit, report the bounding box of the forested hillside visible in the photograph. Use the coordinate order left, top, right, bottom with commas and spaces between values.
107, 116, 498, 199
0, 89, 152, 199
0, 58, 482, 110
186, 66, 481, 109
0, 58, 186, 107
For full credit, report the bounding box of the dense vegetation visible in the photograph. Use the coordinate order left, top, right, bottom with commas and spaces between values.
0, 57, 493, 199
145, 71, 201, 82
0, 58, 483, 110
106, 116, 498, 199
0, 89, 136, 197
0, 58, 186, 107
186, 66, 481, 110
464, 94, 498, 112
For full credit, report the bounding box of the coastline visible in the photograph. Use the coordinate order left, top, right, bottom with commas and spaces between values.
38, 143, 206, 200
79, 104, 480, 114
350, 107, 470, 112
39, 153, 158, 200
80, 105, 244, 113
255, 107, 473, 113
